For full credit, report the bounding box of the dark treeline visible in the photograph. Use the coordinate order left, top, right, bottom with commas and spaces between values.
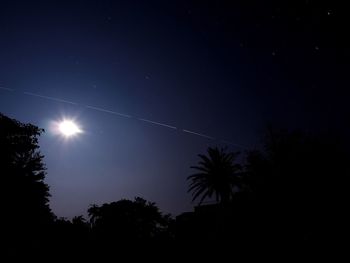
1, 113, 347, 258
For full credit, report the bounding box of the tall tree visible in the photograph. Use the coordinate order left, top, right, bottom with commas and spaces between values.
187, 147, 242, 205
0, 113, 53, 241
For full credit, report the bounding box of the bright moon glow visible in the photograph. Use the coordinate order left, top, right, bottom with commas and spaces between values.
58, 120, 81, 137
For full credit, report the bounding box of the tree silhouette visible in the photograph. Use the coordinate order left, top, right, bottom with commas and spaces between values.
243, 128, 349, 247
0, 113, 54, 253
187, 147, 242, 205
88, 197, 173, 243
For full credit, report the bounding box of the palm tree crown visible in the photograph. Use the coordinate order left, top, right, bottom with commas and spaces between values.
187, 147, 242, 205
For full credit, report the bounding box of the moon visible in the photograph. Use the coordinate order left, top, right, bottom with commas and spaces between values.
58, 120, 82, 137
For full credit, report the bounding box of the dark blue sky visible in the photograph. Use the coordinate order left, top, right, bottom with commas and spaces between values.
0, 0, 348, 217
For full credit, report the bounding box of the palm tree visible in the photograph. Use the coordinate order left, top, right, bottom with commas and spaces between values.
187, 147, 242, 205
87, 204, 101, 226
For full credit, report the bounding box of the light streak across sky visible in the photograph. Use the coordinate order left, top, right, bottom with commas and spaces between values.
0, 87, 246, 149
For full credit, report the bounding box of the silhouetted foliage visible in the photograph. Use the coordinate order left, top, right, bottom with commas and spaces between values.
88, 197, 173, 244
187, 147, 242, 205
0, 113, 54, 253
2, 111, 346, 256
181, 129, 348, 252
242, 128, 349, 248
49, 216, 91, 257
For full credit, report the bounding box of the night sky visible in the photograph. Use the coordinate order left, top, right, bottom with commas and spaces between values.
0, 0, 348, 218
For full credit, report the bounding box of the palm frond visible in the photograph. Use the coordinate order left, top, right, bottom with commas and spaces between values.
191, 187, 208, 202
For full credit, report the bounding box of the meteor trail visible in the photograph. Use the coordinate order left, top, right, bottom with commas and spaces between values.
86, 105, 132, 118
0, 87, 246, 148
138, 118, 177, 130
23, 92, 78, 105
182, 129, 215, 140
